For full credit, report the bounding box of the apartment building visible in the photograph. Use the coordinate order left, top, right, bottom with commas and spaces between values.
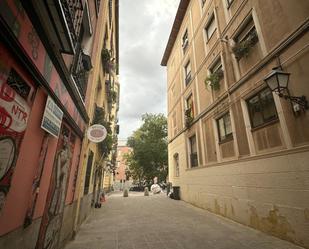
162, 0, 309, 247
115, 144, 132, 189
73, 0, 120, 234
0, 0, 119, 249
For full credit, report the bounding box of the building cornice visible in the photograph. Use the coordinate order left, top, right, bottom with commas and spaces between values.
161, 0, 190, 66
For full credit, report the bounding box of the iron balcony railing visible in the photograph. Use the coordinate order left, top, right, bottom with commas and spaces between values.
71, 43, 92, 101
60, 0, 83, 50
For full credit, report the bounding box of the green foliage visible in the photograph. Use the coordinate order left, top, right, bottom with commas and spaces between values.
92, 105, 113, 159
98, 134, 113, 159
204, 69, 223, 91
101, 48, 111, 63
185, 108, 194, 127
110, 90, 117, 103
232, 30, 258, 60
125, 113, 168, 184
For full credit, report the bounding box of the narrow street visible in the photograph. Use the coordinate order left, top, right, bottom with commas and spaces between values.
64, 192, 303, 249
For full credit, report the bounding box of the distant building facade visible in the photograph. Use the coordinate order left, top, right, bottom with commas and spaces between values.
162, 0, 309, 247
115, 145, 132, 183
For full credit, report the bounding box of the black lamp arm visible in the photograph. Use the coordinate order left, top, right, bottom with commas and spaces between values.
279, 93, 309, 109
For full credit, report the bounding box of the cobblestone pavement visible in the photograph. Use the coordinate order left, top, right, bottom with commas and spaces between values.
64, 191, 304, 249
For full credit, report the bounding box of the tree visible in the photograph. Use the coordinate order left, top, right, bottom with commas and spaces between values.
125, 113, 168, 184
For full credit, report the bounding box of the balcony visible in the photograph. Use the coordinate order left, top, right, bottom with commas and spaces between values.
71, 43, 92, 100
45, 0, 83, 54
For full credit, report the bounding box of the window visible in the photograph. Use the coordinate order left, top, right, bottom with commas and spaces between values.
226, 0, 234, 7
247, 88, 278, 128
84, 150, 94, 195
189, 135, 198, 167
212, 59, 224, 83
217, 112, 233, 142
233, 17, 259, 60
182, 29, 189, 51
235, 17, 257, 42
185, 94, 194, 127
205, 15, 216, 41
174, 153, 180, 177
108, 0, 112, 27
186, 94, 194, 118
205, 59, 224, 90
184, 61, 191, 85
95, 0, 101, 15
172, 112, 177, 136
211, 59, 223, 74
7, 69, 31, 100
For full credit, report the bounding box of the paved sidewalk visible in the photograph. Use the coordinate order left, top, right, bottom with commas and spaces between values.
65, 192, 304, 249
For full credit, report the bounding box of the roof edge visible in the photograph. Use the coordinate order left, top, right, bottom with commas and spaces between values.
160, 0, 190, 66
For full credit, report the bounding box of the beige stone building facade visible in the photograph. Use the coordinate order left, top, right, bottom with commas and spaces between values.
162, 0, 309, 247
73, 0, 120, 236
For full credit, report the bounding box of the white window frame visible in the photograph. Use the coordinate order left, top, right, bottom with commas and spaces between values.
184, 61, 191, 85
205, 14, 216, 41
217, 112, 233, 142
182, 29, 189, 51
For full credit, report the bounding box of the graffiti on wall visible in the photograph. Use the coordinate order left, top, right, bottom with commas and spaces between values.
0, 63, 31, 214
36, 125, 76, 249
0, 0, 86, 132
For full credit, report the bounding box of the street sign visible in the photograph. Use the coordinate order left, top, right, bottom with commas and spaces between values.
41, 96, 63, 137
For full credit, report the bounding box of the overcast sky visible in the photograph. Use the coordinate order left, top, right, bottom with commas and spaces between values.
118, 0, 180, 140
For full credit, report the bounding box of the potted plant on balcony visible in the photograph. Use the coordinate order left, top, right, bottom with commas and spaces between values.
101, 48, 111, 72
110, 90, 117, 103
204, 68, 223, 91
185, 108, 194, 127
232, 30, 258, 60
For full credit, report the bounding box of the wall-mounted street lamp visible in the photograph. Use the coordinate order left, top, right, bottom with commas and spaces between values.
264, 67, 308, 111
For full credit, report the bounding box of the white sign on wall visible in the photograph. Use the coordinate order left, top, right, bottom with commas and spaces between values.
87, 124, 107, 143
41, 96, 63, 137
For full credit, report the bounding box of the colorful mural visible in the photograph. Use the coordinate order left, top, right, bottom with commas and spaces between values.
0, 0, 86, 132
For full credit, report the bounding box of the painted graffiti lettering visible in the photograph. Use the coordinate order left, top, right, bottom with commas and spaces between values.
0, 83, 15, 102
0, 83, 30, 133
11, 104, 28, 123
0, 107, 12, 131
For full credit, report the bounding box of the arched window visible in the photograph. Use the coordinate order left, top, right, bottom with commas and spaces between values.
173, 153, 179, 177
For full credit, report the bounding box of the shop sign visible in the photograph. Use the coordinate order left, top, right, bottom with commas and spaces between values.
41, 96, 63, 137
87, 125, 107, 143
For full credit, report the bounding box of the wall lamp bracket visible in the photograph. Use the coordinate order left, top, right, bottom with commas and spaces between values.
264, 67, 308, 111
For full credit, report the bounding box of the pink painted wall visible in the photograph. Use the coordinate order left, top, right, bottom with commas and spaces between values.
0, 87, 55, 235
65, 138, 81, 205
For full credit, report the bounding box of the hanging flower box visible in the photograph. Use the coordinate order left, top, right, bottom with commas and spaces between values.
204, 68, 224, 91
232, 30, 258, 60
185, 108, 194, 127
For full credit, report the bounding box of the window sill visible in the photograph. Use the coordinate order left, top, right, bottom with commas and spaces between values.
206, 29, 217, 44
250, 118, 279, 132
218, 135, 233, 145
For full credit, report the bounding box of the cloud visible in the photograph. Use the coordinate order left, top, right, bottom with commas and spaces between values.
118, 0, 179, 140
